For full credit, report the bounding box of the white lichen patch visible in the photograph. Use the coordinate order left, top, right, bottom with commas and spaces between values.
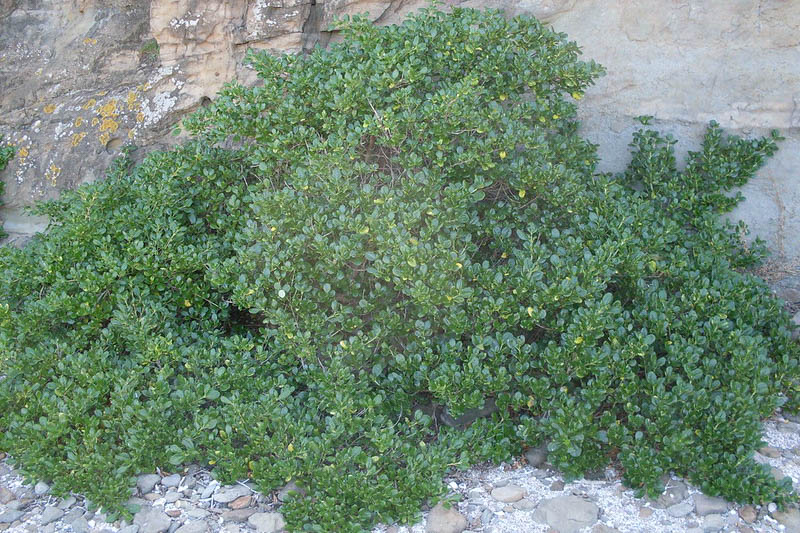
139, 91, 178, 127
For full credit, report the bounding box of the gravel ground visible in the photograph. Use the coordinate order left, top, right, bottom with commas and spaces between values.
2, 416, 800, 533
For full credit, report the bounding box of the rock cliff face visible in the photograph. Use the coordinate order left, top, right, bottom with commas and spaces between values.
1, 0, 798, 299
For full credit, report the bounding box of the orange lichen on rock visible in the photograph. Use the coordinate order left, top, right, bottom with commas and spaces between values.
71, 132, 87, 147
43, 104, 56, 114
45, 163, 61, 186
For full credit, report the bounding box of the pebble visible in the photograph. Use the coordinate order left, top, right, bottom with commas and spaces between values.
200, 480, 219, 500
32, 481, 50, 496
247, 512, 286, 533
0, 510, 24, 524
0, 488, 13, 505
651, 480, 689, 509
425, 502, 468, 533
533, 495, 599, 533
213, 484, 250, 504
174, 521, 209, 533
134, 507, 172, 533
71, 516, 90, 533
512, 498, 536, 511
162, 474, 182, 488
119, 526, 141, 533
58, 496, 77, 509
277, 480, 304, 502
40, 506, 64, 525
639, 507, 654, 518
738, 505, 757, 523
137, 474, 162, 495
222, 509, 257, 523
523, 443, 548, 467
701, 513, 725, 532
228, 495, 251, 509
666, 501, 694, 517
490, 485, 525, 503
693, 494, 728, 516
549, 480, 565, 491
772, 507, 800, 530
63, 507, 84, 524
758, 446, 782, 458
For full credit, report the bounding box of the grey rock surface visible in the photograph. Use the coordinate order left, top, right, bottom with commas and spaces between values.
161, 474, 181, 488
134, 506, 172, 533
213, 484, 250, 504
532, 495, 599, 533
40, 505, 64, 525
0, 509, 24, 523
137, 474, 162, 495
247, 512, 286, 533
650, 480, 689, 509
693, 494, 728, 516
772, 507, 800, 531
174, 521, 210, 533
701, 513, 726, 532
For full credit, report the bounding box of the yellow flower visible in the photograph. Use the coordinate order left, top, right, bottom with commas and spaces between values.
499, 151, 507, 159
518, 190, 526, 199
184, 300, 192, 307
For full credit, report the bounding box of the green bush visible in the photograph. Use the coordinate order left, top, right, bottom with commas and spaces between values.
0, 137, 13, 239
0, 7, 798, 531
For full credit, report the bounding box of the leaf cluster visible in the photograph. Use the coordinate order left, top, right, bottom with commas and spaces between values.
0, 7, 798, 531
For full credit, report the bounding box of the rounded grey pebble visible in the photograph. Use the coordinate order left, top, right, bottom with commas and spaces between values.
34, 481, 50, 496
119, 526, 140, 533
701, 513, 726, 532
58, 495, 77, 509
161, 474, 182, 488
137, 474, 161, 495
40, 506, 64, 526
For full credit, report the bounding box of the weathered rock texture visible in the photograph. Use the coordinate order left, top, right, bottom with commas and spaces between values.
1, 0, 798, 299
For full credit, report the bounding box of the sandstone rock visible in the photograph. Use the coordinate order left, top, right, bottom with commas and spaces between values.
738, 505, 757, 523
772, 507, 800, 531
758, 446, 781, 458
490, 485, 525, 503
228, 495, 251, 509
425, 502, 468, 533
0, 487, 13, 504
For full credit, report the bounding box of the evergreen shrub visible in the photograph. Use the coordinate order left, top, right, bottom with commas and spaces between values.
0, 7, 798, 531
0, 137, 12, 239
